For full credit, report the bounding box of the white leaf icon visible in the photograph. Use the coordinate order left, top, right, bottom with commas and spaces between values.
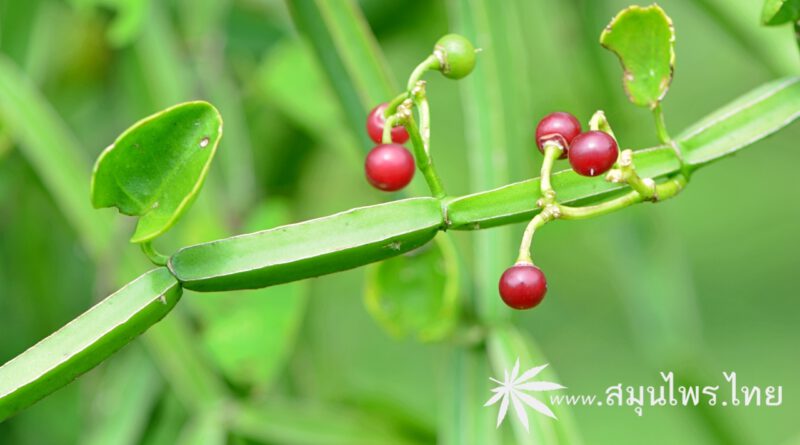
484, 358, 565, 430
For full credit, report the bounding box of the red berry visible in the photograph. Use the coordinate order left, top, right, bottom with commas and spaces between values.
568, 131, 619, 177
535, 112, 581, 159
498, 263, 547, 310
365, 144, 415, 191
366, 103, 409, 144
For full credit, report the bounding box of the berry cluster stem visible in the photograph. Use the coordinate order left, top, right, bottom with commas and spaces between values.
517, 113, 690, 264
379, 52, 448, 199
516, 209, 555, 264
404, 104, 446, 199
383, 55, 440, 118
381, 114, 400, 144
538, 143, 562, 205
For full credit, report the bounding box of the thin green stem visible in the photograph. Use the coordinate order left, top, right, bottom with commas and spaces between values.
539, 143, 562, 204
560, 173, 688, 220
516, 211, 553, 264
382, 114, 400, 144
559, 191, 643, 220
407, 54, 439, 91
409, 81, 433, 157
653, 103, 672, 145
607, 149, 656, 199
384, 91, 408, 118
140, 241, 169, 266
383, 55, 439, 118
653, 103, 691, 177
406, 112, 446, 199
589, 110, 616, 139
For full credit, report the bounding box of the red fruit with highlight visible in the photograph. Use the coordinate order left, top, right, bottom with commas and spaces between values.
498, 263, 547, 310
535, 112, 582, 159
568, 131, 619, 177
366, 103, 409, 144
365, 144, 415, 191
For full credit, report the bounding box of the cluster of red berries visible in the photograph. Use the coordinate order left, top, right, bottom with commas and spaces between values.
364, 104, 415, 192
498, 111, 619, 310
364, 34, 476, 193
535, 111, 619, 177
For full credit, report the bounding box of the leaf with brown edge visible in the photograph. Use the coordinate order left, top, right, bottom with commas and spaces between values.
600, 4, 676, 108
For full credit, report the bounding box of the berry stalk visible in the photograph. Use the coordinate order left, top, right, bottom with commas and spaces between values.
538, 142, 563, 205
404, 104, 447, 199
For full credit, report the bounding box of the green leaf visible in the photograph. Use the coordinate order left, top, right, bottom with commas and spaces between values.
762, 0, 800, 25
169, 197, 444, 292
199, 200, 309, 391
600, 4, 676, 108
0, 268, 182, 421
365, 234, 459, 342
91, 101, 223, 243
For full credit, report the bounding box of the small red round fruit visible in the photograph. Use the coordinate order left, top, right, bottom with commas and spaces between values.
568, 131, 619, 177
498, 263, 547, 310
365, 144, 415, 191
535, 112, 582, 159
366, 103, 409, 144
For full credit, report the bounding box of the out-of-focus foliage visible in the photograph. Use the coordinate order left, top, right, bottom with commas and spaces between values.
0, 0, 798, 444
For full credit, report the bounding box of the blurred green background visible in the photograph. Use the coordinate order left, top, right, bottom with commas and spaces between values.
0, 0, 798, 444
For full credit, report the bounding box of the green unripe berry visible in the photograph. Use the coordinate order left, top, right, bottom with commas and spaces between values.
433, 34, 476, 79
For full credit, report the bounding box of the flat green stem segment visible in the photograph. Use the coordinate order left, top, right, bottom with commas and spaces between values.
166, 77, 799, 292
678, 77, 800, 165
451, 76, 800, 229
600, 4, 675, 108
0, 268, 182, 421
91, 101, 223, 243
170, 198, 444, 292
447, 146, 679, 229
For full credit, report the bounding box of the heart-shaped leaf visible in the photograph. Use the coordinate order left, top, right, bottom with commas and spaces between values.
600, 4, 675, 108
762, 0, 800, 25
91, 101, 222, 243
364, 234, 459, 342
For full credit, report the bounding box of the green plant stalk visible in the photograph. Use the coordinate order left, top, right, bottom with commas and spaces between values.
381, 113, 401, 144
653, 102, 672, 145
538, 143, 562, 204
516, 212, 551, 264
383, 55, 440, 117
415, 92, 433, 156
141, 241, 169, 266
407, 54, 440, 90
406, 112, 447, 199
